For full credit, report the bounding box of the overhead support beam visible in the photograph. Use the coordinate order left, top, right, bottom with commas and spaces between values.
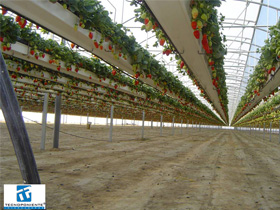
234, 0, 280, 11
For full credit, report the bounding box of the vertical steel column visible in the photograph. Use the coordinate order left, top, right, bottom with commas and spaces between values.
269, 121, 272, 142
109, 105, 114, 142
172, 116, 175, 135
122, 116, 124, 126
279, 120, 280, 144
80, 116, 82, 125
151, 119, 153, 129
53, 94, 61, 148
40, 93, 49, 150
160, 115, 163, 136
180, 119, 183, 134
199, 123, 201, 132
263, 123, 266, 140
106, 115, 108, 126
87, 113, 89, 124
141, 111, 145, 139
0, 53, 40, 183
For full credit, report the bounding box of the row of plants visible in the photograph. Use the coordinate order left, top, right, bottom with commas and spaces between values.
234, 94, 280, 128
130, 0, 228, 120
12, 74, 214, 124
34, 0, 225, 121
6, 53, 219, 124
0, 12, 223, 123
232, 20, 280, 124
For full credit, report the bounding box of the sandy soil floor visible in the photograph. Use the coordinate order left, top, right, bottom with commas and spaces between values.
1, 123, 280, 210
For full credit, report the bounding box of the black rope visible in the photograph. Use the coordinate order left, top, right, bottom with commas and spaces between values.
22, 116, 106, 141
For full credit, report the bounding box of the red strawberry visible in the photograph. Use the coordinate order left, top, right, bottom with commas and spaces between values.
109, 45, 113, 50
191, 21, 197, 30
89, 31, 93, 39
2, 45, 7, 51
0, 37, 3, 42
36, 25, 39, 29
193, 30, 200, 39
268, 69, 272, 74
159, 38, 165, 46
35, 54, 39, 59
99, 45, 103, 50
144, 18, 149, 25
71, 43, 75, 48
57, 66, 61, 71
146, 74, 152, 79
118, 52, 122, 57
15, 15, 21, 22
135, 72, 140, 78
165, 49, 172, 56
75, 68, 79, 72
212, 79, 216, 86
94, 41, 99, 48
17, 66, 20, 71
42, 53, 45, 58
20, 19, 27, 28
112, 69, 117, 76
2, 7, 7, 15
114, 84, 118, 89
180, 61, 184, 69
271, 66, 276, 71
30, 49, 35, 55
135, 80, 139, 86
49, 59, 53, 64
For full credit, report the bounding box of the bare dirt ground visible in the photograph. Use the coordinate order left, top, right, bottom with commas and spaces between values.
1, 123, 280, 210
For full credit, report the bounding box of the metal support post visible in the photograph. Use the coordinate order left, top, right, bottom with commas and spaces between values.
250, 125, 251, 135
172, 116, 175, 135
263, 123, 265, 140
0, 54, 40, 183
109, 105, 114, 142
40, 93, 49, 150
87, 113, 89, 124
106, 115, 108, 126
80, 116, 82, 125
134, 117, 135, 126
122, 117, 124, 126
279, 120, 280, 144
53, 94, 61, 148
269, 121, 272, 142
199, 123, 201, 132
160, 115, 163, 136
180, 119, 183, 134
151, 120, 153, 129
141, 111, 145, 139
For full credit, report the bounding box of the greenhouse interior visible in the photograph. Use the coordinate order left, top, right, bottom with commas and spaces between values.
0, 0, 279, 209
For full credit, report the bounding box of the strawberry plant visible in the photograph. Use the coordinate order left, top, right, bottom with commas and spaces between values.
232, 20, 280, 124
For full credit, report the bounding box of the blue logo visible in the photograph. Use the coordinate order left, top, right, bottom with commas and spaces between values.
17, 185, 32, 202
